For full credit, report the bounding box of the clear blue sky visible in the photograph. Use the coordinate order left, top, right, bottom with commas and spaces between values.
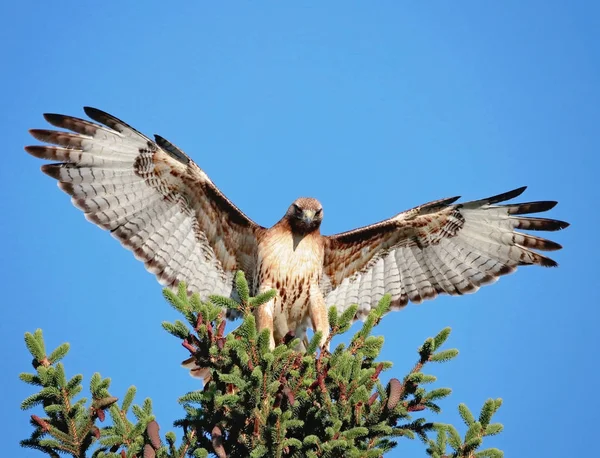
2, 2, 597, 456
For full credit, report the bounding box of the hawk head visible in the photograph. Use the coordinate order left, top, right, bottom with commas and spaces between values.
285, 197, 323, 235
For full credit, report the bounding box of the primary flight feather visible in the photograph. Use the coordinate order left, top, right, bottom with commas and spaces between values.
26, 108, 568, 360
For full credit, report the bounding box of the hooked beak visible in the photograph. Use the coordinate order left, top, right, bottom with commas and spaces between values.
302, 209, 316, 224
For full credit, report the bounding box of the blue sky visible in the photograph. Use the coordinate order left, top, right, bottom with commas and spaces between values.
1, 2, 597, 456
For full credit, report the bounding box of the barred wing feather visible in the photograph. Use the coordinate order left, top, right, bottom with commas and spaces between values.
26, 107, 263, 299
323, 187, 568, 320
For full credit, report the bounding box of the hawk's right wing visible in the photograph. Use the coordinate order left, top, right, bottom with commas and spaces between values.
26, 107, 264, 298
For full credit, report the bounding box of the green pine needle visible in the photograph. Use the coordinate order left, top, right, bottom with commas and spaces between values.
19, 373, 40, 386
177, 281, 188, 301
458, 403, 476, 427
210, 294, 241, 311
250, 289, 277, 308
375, 294, 392, 316
432, 327, 452, 351
446, 425, 462, 450
337, 304, 359, 333
484, 423, 504, 436
429, 349, 459, 363
121, 386, 136, 412
47, 343, 70, 364
464, 421, 483, 444
235, 270, 250, 303
306, 331, 323, 354
24, 330, 46, 361
161, 320, 190, 339
328, 306, 339, 329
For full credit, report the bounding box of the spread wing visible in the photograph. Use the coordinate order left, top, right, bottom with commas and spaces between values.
322, 187, 568, 320
26, 107, 264, 298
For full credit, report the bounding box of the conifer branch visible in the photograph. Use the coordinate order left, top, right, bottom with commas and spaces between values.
20, 272, 504, 456
19, 330, 207, 457
162, 273, 504, 456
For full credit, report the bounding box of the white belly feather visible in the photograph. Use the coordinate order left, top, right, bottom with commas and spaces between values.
257, 229, 324, 339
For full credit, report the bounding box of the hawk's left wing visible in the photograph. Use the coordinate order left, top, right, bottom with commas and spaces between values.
322, 187, 568, 320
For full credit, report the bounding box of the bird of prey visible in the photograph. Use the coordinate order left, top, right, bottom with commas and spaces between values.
26, 107, 568, 352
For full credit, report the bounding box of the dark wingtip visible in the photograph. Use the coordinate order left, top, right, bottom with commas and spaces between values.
545, 240, 563, 251
530, 253, 559, 267
514, 185, 528, 194
83, 106, 99, 114
420, 195, 461, 211
43, 113, 66, 126
445, 195, 461, 205
510, 200, 559, 215
547, 219, 570, 231
83, 106, 139, 134
24, 145, 45, 158
497, 264, 517, 276
541, 257, 558, 267
154, 134, 190, 164
29, 129, 49, 142
534, 201, 557, 212
83, 106, 105, 119
40, 163, 62, 179
490, 186, 527, 204
83, 106, 120, 126
57, 181, 74, 194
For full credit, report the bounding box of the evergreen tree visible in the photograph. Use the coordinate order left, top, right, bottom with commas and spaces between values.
19, 272, 503, 457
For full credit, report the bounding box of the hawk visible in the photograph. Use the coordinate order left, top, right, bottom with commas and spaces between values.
26, 107, 568, 354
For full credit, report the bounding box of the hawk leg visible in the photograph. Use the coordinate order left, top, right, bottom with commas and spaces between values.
309, 288, 330, 350
255, 299, 276, 350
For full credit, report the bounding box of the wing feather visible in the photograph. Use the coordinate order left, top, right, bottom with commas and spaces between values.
323, 187, 568, 318
26, 107, 264, 299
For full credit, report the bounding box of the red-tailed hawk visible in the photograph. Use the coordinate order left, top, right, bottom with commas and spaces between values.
26, 107, 568, 353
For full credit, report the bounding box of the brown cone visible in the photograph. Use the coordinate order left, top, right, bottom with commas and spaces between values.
146, 420, 161, 449
386, 378, 402, 410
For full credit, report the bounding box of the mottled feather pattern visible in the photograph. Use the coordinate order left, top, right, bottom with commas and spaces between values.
256, 222, 324, 336
323, 187, 568, 320
26, 107, 262, 300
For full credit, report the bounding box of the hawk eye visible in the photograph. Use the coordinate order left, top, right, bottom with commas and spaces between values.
292, 204, 302, 213
315, 208, 322, 215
